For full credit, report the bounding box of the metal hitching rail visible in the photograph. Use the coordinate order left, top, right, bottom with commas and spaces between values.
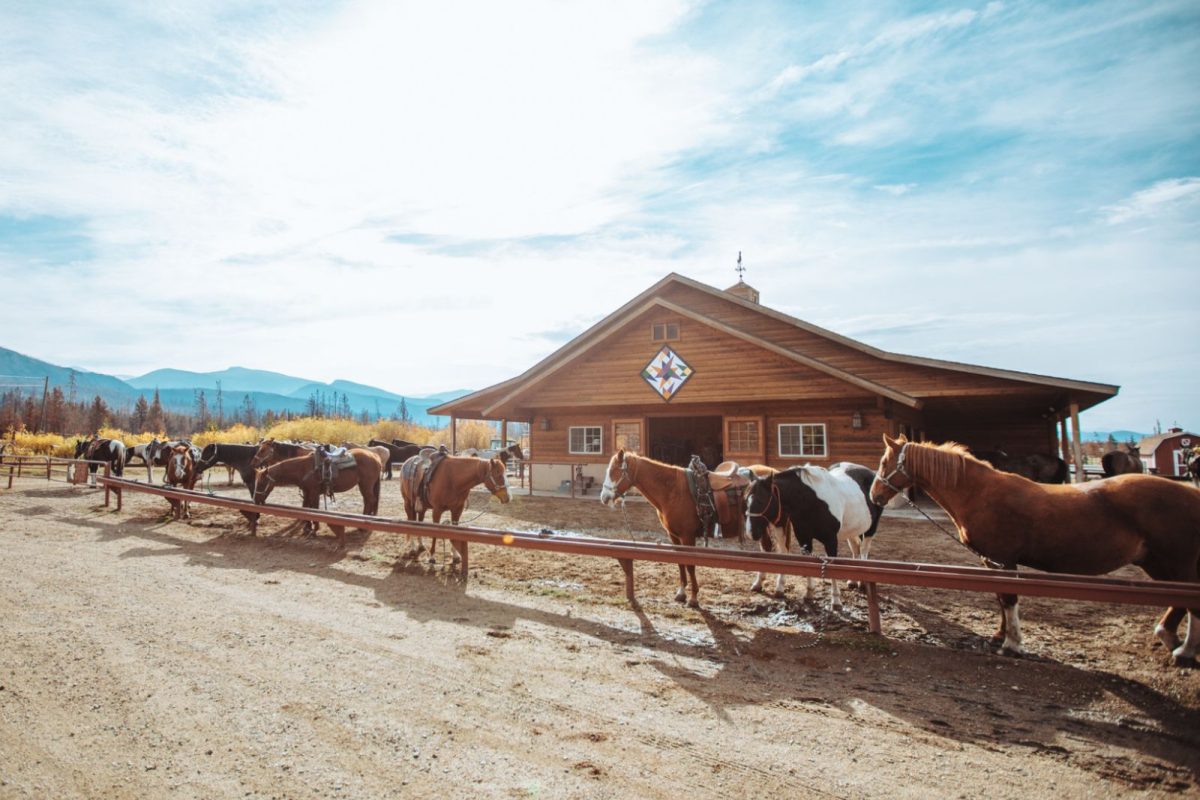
93, 476, 1200, 636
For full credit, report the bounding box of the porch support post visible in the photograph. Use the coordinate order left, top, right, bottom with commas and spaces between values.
500, 419, 507, 449
450, 414, 457, 454
1069, 401, 1085, 483
1059, 416, 1070, 462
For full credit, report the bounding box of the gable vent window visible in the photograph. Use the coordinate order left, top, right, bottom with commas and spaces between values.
651, 322, 680, 342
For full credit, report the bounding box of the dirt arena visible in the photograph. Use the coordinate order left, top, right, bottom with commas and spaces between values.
1, 474, 1197, 799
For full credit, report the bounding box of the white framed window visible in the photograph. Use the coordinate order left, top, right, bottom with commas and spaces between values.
569, 426, 603, 455
778, 423, 827, 458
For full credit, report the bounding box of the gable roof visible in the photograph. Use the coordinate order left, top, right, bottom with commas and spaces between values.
1137, 431, 1199, 453
431, 273, 1119, 418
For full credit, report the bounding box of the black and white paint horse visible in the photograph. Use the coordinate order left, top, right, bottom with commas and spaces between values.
124, 438, 162, 482
745, 463, 883, 608
73, 436, 126, 485
1190, 452, 1200, 488
195, 443, 260, 496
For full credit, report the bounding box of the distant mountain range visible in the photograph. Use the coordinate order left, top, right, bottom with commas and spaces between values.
0, 346, 469, 426
1082, 430, 1149, 444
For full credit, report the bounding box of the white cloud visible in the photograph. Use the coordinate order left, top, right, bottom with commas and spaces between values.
1102, 177, 1200, 224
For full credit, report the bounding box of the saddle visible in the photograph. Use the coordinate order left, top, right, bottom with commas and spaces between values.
314, 445, 357, 498
401, 449, 448, 514
687, 456, 752, 543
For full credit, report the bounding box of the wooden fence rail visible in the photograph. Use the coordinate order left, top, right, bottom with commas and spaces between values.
96, 476, 1200, 637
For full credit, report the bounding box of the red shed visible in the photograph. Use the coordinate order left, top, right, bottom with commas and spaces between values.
1136, 428, 1199, 477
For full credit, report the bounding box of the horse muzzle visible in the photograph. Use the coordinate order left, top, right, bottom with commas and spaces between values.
494, 488, 510, 504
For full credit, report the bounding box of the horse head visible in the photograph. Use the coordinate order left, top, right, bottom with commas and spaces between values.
251, 439, 278, 469
745, 474, 780, 541
483, 457, 510, 503
600, 449, 635, 507
870, 434, 912, 505
252, 466, 274, 505
166, 444, 193, 486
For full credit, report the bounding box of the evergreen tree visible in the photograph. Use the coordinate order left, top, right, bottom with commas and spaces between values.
148, 389, 165, 433
215, 380, 224, 428
195, 389, 210, 429
86, 395, 108, 432
46, 387, 66, 433
242, 394, 256, 426
133, 395, 150, 432
399, 397, 410, 423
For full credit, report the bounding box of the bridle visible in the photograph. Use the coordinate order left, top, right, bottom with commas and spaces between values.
602, 453, 638, 500
746, 479, 784, 528
481, 460, 508, 495
873, 442, 912, 497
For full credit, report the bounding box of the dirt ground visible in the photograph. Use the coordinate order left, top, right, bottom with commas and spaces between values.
1, 474, 1197, 799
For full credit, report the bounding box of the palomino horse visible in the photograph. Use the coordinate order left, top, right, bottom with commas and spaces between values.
870, 435, 1200, 664
251, 448, 383, 548
1102, 444, 1143, 477
746, 463, 883, 609
164, 444, 198, 519
400, 454, 510, 565
599, 449, 747, 608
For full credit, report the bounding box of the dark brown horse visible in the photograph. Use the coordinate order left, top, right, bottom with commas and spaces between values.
599, 450, 746, 608
164, 444, 198, 519
400, 454, 510, 565
870, 435, 1200, 664
251, 448, 382, 548
1102, 444, 1143, 477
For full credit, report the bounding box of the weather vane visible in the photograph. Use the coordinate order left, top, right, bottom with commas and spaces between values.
735, 251, 745, 282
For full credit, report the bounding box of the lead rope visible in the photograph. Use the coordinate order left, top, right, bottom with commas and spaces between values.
794, 554, 830, 650
893, 490, 1005, 570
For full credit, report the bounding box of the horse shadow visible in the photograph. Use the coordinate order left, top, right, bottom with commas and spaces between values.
96, 510, 1199, 788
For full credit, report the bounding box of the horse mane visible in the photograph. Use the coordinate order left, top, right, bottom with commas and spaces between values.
902, 439, 990, 488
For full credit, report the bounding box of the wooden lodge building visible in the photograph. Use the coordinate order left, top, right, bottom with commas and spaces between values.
431, 273, 1118, 490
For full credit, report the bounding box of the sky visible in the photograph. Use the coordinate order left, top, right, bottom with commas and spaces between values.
1, 0, 1197, 431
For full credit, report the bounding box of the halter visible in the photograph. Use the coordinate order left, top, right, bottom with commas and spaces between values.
746, 480, 784, 528
253, 469, 276, 502
602, 453, 637, 499
481, 460, 508, 495
873, 442, 912, 496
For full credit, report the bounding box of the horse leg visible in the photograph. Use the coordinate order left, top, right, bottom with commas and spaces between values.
674, 564, 688, 604
427, 508, 444, 564
1172, 610, 1200, 665
1155, 608, 1186, 652
750, 529, 775, 595
685, 564, 699, 609
995, 593, 1023, 657
846, 535, 863, 590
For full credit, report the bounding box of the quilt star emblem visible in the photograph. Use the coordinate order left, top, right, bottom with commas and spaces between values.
641, 345, 693, 401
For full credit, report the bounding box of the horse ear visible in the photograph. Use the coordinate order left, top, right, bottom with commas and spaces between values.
883, 434, 898, 449
616, 448, 625, 460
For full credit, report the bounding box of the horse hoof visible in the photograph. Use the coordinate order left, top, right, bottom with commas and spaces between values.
1170, 645, 1197, 667
687, 599, 700, 609
1155, 625, 1181, 651
1000, 645, 1024, 658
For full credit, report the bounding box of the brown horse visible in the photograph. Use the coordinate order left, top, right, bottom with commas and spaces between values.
251, 448, 382, 548
599, 449, 747, 608
870, 434, 1200, 664
251, 438, 314, 469
164, 444, 198, 520
400, 454, 510, 565
1102, 444, 1143, 477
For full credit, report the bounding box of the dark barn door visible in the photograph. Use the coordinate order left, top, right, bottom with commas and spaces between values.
646, 416, 723, 468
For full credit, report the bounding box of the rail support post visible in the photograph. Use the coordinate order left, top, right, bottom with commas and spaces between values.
865, 582, 882, 634
617, 558, 638, 607
103, 464, 111, 507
